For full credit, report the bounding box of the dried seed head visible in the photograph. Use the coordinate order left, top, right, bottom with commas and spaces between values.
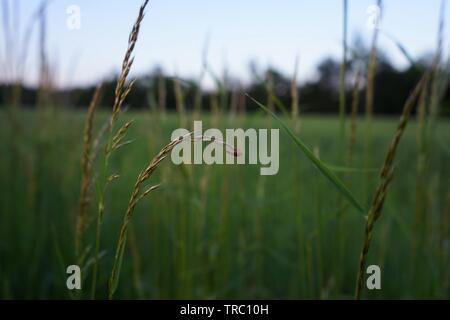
171, 131, 242, 158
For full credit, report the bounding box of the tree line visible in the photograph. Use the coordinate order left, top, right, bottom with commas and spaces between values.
1, 50, 449, 115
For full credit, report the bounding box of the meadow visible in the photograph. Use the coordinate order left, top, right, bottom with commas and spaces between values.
0, 109, 448, 299
1, 0, 449, 300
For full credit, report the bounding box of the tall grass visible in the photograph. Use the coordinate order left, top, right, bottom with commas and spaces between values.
364, 0, 382, 203
364, 0, 381, 124
90, 0, 149, 298
108, 138, 179, 299
291, 56, 300, 131
339, 0, 348, 142
108, 132, 240, 299
347, 69, 361, 168
75, 84, 102, 255
1, 109, 449, 299
355, 67, 432, 299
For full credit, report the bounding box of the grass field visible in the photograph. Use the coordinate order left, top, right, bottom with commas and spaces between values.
1, 109, 448, 299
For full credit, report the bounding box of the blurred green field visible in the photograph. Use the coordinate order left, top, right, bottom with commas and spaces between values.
0, 110, 449, 299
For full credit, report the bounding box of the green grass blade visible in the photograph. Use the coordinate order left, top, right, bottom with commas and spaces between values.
108, 233, 127, 299
273, 94, 290, 117
247, 94, 365, 213
381, 31, 417, 68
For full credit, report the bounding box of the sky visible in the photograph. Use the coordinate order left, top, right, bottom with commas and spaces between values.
1, 0, 449, 89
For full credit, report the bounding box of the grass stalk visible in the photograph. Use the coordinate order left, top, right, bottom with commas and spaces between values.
354, 68, 432, 299
75, 84, 102, 256
291, 56, 299, 119
413, 80, 429, 267
291, 56, 301, 133
364, 0, 382, 203
347, 70, 361, 167
128, 224, 144, 298
427, 0, 445, 135
174, 77, 186, 127
266, 70, 275, 113
107, 136, 180, 299
108, 133, 239, 298
365, 0, 381, 123
91, 0, 149, 299
158, 73, 167, 114
339, 0, 348, 142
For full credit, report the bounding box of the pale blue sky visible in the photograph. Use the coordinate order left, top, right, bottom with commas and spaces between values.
2, 0, 449, 88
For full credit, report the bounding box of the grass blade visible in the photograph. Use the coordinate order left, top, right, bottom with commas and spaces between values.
247, 94, 365, 213
380, 31, 417, 68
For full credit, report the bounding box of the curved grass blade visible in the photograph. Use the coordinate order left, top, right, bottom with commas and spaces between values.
273, 94, 290, 117
380, 31, 417, 68
246, 94, 365, 213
